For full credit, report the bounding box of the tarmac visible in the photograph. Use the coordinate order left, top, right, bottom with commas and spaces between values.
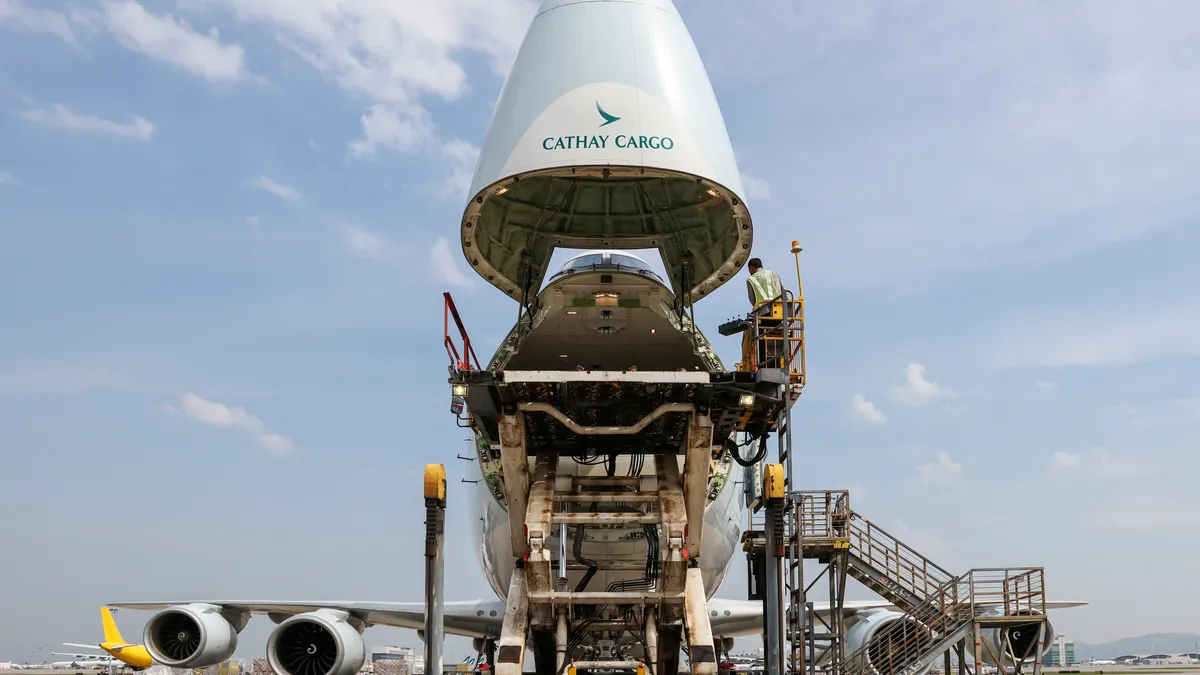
6, 667, 1200, 675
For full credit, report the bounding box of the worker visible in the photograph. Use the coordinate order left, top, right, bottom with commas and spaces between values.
745, 258, 786, 369
745, 258, 783, 308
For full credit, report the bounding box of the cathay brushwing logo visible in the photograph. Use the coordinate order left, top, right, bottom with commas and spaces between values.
540, 100, 674, 151
596, 102, 620, 127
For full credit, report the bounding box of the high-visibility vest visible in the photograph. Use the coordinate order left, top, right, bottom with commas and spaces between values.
748, 269, 781, 304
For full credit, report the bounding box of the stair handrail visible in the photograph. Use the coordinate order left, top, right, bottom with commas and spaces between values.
846, 512, 955, 602
833, 568, 1046, 675
835, 574, 971, 675
444, 292, 481, 373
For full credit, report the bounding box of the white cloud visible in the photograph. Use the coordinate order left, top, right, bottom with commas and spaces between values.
677, 4, 1200, 291
436, 138, 480, 199
180, 392, 263, 432
917, 452, 963, 482
1090, 493, 1200, 529
993, 302, 1200, 368
1052, 451, 1081, 469
204, 0, 535, 157
21, 104, 154, 141
741, 173, 772, 200
347, 103, 433, 158
850, 393, 886, 424
431, 237, 473, 288
177, 393, 294, 453
0, 364, 128, 396
250, 175, 301, 201
259, 432, 295, 454
1173, 398, 1200, 416
96, 0, 253, 84
889, 519, 950, 565
886, 363, 956, 405
1058, 445, 1156, 482
213, 0, 534, 99
340, 224, 403, 261
1104, 400, 1200, 431
342, 224, 383, 258
0, 0, 78, 45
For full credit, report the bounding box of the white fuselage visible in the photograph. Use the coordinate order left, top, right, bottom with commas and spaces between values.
51, 658, 114, 669
466, 255, 745, 601
469, 455, 744, 601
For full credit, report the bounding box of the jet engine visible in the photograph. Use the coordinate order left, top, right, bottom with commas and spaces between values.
844, 610, 935, 675
143, 603, 240, 668
978, 610, 1055, 668
267, 610, 366, 675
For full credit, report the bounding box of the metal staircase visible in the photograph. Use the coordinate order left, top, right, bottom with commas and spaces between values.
833, 567, 1048, 675
781, 491, 1048, 675
791, 492, 956, 611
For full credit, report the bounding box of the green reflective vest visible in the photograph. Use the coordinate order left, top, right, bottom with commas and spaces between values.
748, 269, 782, 304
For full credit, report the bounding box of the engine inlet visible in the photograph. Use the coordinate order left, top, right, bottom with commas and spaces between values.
275, 622, 338, 675
149, 612, 201, 662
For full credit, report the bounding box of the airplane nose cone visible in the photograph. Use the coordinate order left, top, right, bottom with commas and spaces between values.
536, 0, 680, 17
465, 0, 751, 303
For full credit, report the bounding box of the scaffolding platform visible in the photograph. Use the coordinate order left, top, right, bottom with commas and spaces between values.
745, 489, 1052, 675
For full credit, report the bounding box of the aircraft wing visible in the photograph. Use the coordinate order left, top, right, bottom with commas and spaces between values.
109, 599, 891, 641
109, 600, 507, 639
1042, 601, 1088, 609
61, 644, 102, 651
706, 598, 896, 638
111, 597, 1087, 642
704, 598, 1086, 638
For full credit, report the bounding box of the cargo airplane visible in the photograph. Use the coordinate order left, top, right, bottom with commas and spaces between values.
110, 1, 1083, 675
50, 653, 118, 670
108, 249, 1084, 674
60, 608, 153, 671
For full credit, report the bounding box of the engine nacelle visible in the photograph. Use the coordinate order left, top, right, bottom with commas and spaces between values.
845, 610, 935, 675
143, 603, 240, 668
267, 610, 366, 675
978, 610, 1055, 668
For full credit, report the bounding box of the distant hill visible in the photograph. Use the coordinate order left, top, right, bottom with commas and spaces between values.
1075, 634, 1200, 660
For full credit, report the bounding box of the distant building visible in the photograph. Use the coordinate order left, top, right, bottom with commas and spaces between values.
1042, 636, 1075, 666
372, 646, 424, 675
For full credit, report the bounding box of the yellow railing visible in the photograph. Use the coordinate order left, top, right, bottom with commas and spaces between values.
733, 242, 806, 389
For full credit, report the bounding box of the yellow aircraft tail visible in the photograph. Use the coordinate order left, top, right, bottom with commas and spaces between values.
99, 607, 153, 669
100, 607, 127, 646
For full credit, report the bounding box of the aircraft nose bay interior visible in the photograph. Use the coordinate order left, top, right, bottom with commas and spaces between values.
544, 249, 668, 287
501, 301, 707, 371
504, 253, 709, 372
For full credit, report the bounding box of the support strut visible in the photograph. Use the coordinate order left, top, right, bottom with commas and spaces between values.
497, 568, 531, 675
424, 464, 447, 675
762, 464, 787, 675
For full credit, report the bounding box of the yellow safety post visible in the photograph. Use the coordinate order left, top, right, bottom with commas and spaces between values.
425, 463, 447, 502
762, 461, 788, 675
424, 464, 448, 675
763, 463, 786, 500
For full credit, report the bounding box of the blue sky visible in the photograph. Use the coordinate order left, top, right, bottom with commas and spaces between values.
3, 0, 1200, 662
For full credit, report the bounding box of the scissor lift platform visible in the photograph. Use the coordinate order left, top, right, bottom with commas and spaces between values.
451, 368, 793, 458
